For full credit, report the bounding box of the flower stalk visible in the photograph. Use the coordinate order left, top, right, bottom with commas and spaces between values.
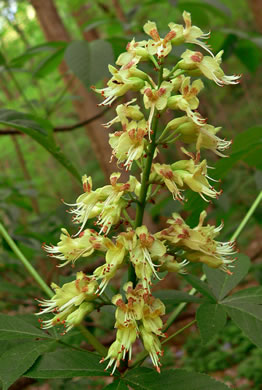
0, 221, 53, 298
31, 11, 241, 374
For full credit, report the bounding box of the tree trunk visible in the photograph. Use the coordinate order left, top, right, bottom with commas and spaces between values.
30, 0, 117, 179
249, 0, 262, 33
72, 3, 100, 41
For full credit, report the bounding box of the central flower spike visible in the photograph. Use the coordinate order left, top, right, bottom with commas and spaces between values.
36, 272, 97, 332
156, 211, 236, 273
167, 77, 206, 126
38, 12, 240, 376
130, 226, 166, 290
179, 49, 241, 86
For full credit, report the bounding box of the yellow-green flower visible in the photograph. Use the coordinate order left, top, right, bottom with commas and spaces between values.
152, 157, 220, 201
130, 226, 166, 290
171, 158, 221, 201
116, 39, 149, 66
179, 49, 241, 86
43, 228, 107, 267
142, 295, 166, 337
67, 173, 139, 235
143, 20, 176, 58
93, 238, 126, 294
36, 272, 97, 331
140, 325, 163, 373
101, 284, 166, 373
101, 291, 139, 374
151, 163, 184, 201
157, 211, 236, 272
142, 81, 173, 138
103, 99, 144, 128
109, 119, 148, 170
92, 59, 147, 106
168, 11, 212, 55
167, 77, 205, 125
165, 116, 232, 156
158, 254, 189, 273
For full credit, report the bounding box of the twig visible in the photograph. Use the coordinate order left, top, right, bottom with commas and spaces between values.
0, 107, 111, 135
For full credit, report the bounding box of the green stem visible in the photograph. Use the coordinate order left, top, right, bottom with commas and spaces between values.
128, 65, 164, 285
164, 190, 262, 331
0, 222, 53, 298
134, 112, 159, 227
146, 184, 161, 202
123, 209, 136, 229
0, 221, 107, 356
149, 55, 160, 70
131, 319, 196, 369
162, 319, 196, 345
164, 63, 179, 79
230, 190, 262, 241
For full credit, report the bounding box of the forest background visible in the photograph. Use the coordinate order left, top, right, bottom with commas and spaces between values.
0, 0, 262, 389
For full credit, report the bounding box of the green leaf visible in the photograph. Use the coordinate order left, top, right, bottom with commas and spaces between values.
25, 349, 110, 378
196, 303, 227, 344
10, 42, 67, 67
203, 254, 251, 301
222, 287, 262, 305
0, 340, 55, 390
0, 314, 52, 340
0, 109, 81, 182
64, 40, 114, 88
107, 37, 130, 60
235, 39, 262, 73
177, 3, 210, 25
123, 367, 230, 389
33, 47, 66, 78
183, 274, 217, 302
153, 289, 203, 304
222, 302, 262, 348
104, 380, 129, 390
214, 126, 262, 178
177, 0, 230, 21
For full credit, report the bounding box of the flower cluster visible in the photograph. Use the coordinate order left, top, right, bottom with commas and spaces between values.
101, 282, 165, 374
36, 272, 97, 333
37, 11, 239, 374
156, 211, 236, 273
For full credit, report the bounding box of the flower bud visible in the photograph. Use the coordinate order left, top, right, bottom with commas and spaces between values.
65, 302, 94, 330
159, 254, 188, 273
128, 77, 145, 91
185, 251, 223, 268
